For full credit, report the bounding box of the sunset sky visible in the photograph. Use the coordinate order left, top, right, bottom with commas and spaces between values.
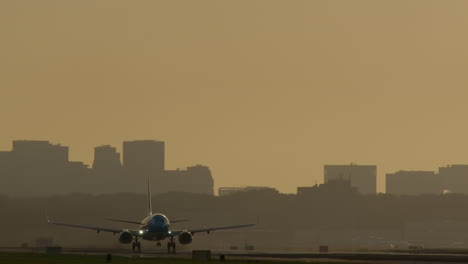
1, 1, 468, 193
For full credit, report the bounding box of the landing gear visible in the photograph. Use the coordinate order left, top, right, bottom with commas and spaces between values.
132, 237, 141, 253
167, 242, 176, 254
167, 237, 176, 254
157, 242, 161, 247
132, 242, 141, 253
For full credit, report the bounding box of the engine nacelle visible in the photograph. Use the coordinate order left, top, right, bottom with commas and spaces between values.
119, 231, 133, 244
178, 231, 193, 245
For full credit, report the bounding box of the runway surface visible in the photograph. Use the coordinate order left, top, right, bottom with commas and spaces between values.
3, 247, 468, 263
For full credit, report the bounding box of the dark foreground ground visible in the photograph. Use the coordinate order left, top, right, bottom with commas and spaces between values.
0, 252, 368, 264
5, 249, 468, 264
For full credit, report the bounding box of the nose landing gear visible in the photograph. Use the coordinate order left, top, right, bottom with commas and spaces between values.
157, 242, 161, 247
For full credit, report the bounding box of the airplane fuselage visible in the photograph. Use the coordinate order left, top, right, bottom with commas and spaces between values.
139, 213, 172, 241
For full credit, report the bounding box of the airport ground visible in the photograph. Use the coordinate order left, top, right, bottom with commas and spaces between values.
4, 248, 468, 264
0, 251, 365, 264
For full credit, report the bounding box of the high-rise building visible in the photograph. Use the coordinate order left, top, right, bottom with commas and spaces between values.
123, 140, 165, 180
93, 145, 122, 177
386, 171, 441, 195
0, 139, 215, 196
0, 151, 13, 188
324, 164, 376, 194
12, 140, 68, 163
0, 140, 92, 196
439, 165, 468, 194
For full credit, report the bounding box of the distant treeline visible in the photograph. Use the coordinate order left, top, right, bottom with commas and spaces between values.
2, 188, 468, 250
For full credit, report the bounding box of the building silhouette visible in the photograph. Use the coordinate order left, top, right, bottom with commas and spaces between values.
13, 140, 69, 163
324, 164, 376, 194
297, 178, 358, 196
164, 165, 214, 195
93, 145, 122, 177
0, 140, 93, 196
386, 170, 442, 196
439, 165, 468, 194
0, 139, 214, 196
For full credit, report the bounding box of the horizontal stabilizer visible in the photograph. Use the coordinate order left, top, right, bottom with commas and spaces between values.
106, 219, 142, 225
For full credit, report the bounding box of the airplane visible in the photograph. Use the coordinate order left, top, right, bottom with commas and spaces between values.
48, 176, 255, 253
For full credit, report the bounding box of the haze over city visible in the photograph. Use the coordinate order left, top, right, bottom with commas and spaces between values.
6, 2, 468, 262
2, 0, 468, 195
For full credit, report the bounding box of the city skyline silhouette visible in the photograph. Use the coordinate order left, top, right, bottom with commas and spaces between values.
3, 1, 468, 194
2, 139, 468, 197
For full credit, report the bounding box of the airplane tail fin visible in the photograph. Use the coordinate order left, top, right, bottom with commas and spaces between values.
147, 175, 153, 216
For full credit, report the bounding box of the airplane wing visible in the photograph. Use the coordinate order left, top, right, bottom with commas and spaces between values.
172, 224, 255, 236
48, 219, 140, 236
106, 218, 142, 225
171, 219, 190, 223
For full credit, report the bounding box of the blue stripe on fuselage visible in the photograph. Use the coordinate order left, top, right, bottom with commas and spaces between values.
141, 214, 170, 241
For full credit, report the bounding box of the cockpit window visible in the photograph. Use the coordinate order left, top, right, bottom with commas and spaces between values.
151, 215, 167, 224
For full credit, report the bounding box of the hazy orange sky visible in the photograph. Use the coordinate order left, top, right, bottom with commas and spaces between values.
1, 1, 468, 193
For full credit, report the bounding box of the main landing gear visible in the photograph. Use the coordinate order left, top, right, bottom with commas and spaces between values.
132, 237, 141, 253
167, 236, 176, 254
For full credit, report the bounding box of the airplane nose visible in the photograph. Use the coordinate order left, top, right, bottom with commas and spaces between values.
148, 222, 167, 232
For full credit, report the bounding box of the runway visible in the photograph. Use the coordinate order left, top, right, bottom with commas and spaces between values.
226, 252, 468, 263
3, 247, 468, 263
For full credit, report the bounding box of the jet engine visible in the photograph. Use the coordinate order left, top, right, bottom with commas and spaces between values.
119, 231, 133, 244
178, 231, 193, 244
